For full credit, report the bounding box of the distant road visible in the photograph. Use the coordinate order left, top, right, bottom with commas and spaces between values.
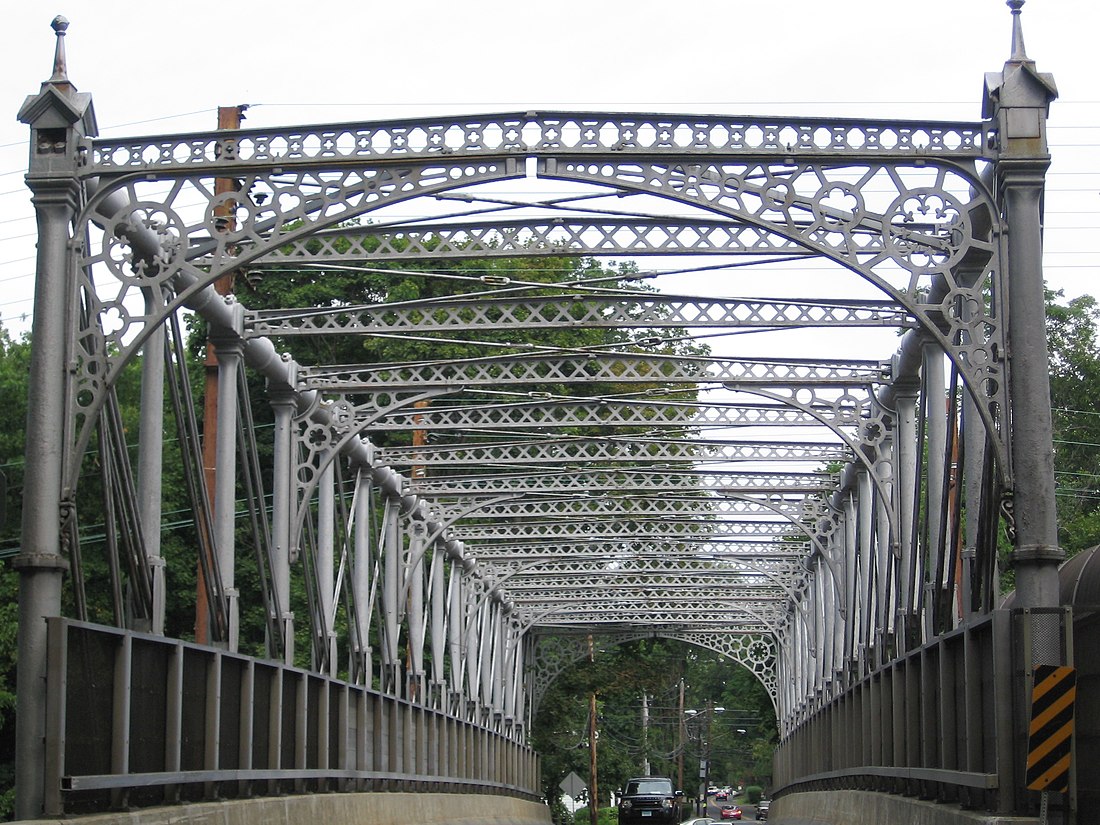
701, 796, 761, 820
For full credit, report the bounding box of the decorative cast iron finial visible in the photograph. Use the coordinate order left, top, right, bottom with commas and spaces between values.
50, 15, 70, 83
1007, 0, 1028, 61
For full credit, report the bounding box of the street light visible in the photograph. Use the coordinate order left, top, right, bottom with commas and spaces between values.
683, 703, 724, 814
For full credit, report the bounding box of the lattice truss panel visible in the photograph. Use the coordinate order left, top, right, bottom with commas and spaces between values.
66, 109, 1010, 723
529, 630, 778, 716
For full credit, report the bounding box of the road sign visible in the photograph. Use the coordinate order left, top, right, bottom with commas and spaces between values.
1025, 664, 1076, 793
561, 771, 587, 800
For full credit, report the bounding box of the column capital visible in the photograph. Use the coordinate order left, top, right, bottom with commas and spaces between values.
18, 18, 97, 180
983, 2, 1057, 160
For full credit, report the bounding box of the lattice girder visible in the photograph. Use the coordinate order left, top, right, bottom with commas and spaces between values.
245, 294, 914, 338
445, 518, 809, 542
427, 495, 832, 524
378, 436, 851, 468
300, 354, 890, 393
410, 469, 836, 497
244, 218, 831, 263
368, 397, 833, 432
86, 111, 988, 175
481, 555, 805, 580
467, 540, 811, 560
530, 601, 780, 626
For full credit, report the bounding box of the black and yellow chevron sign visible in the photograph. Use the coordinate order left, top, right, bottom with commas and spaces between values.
1025, 664, 1077, 793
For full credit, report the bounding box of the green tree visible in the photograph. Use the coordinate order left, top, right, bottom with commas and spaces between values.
0, 328, 33, 818
1047, 290, 1100, 556
531, 639, 777, 811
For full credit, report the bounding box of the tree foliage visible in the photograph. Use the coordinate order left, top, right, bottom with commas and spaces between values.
1046, 289, 1100, 556
0, 326, 29, 820
531, 638, 777, 812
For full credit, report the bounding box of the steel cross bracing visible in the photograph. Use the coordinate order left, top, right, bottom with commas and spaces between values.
298, 354, 891, 392
407, 469, 836, 496
377, 437, 851, 466
361, 397, 831, 431
242, 218, 840, 263
478, 556, 806, 580
429, 496, 833, 522
470, 541, 810, 560
245, 294, 914, 337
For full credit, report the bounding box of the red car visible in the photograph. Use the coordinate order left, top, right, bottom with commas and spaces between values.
720, 805, 743, 820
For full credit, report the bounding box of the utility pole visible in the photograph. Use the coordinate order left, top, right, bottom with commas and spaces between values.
702, 699, 713, 816
197, 104, 247, 645
677, 678, 685, 793
588, 635, 599, 825
589, 689, 599, 825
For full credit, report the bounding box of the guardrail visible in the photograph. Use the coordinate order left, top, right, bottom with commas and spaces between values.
43, 619, 540, 815
771, 608, 1073, 818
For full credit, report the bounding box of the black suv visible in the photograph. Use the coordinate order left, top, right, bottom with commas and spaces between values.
617, 776, 684, 825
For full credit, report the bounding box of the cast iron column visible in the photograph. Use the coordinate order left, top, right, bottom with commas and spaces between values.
14, 18, 97, 819
988, 1, 1062, 609
269, 375, 297, 664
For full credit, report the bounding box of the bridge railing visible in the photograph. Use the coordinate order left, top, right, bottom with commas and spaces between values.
771, 608, 1072, 817
41, 618, 541, 816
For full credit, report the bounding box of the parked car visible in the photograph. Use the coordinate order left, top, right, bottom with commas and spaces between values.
720, 805, 742, 820
754, 799, 770, 821
617, 776, 684, 825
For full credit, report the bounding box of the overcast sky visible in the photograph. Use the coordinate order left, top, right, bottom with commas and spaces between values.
0, 0, 1096, 335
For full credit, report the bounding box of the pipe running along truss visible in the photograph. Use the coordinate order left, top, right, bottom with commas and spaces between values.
14, 6, 1069, 819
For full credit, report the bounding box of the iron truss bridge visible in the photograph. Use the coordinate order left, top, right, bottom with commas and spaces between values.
12, 8, 1085, 824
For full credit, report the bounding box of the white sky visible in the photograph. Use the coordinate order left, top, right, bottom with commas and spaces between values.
0, 0, 1097, 337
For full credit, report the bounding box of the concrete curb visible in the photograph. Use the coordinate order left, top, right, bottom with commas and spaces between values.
10, 792, 553, 825
771, 790, 1040, 825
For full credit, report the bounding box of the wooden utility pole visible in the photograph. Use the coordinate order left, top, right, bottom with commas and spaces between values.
677, 678, 685, 794
588, 635, 599, 825
196, 104, 246, 644
589, 690, 599, 825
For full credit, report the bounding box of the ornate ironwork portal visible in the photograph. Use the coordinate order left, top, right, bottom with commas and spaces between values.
14, 5, 1069, 820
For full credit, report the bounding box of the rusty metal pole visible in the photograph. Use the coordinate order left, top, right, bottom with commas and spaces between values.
196, 104, 246, 643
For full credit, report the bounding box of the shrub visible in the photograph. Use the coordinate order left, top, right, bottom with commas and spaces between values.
573, 806, 618, 825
